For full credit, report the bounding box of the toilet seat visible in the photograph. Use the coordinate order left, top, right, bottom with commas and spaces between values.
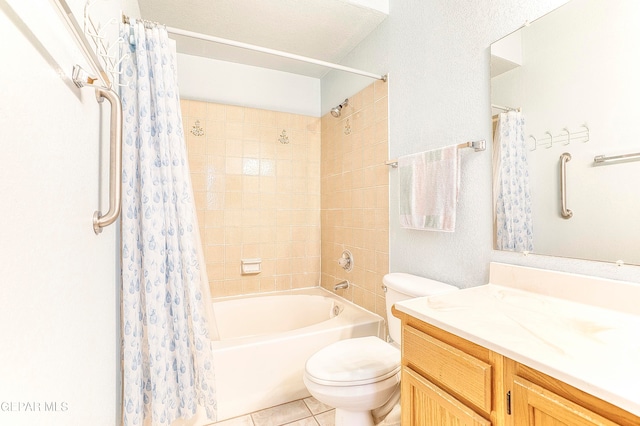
304, 336, 401, 386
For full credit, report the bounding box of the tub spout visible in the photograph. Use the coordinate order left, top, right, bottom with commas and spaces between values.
334, 280, 349, 291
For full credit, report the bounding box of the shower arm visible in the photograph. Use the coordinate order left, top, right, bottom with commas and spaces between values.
93, 87, 123, 234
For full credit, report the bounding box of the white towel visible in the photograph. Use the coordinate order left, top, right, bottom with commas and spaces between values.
398, 145, 460, 231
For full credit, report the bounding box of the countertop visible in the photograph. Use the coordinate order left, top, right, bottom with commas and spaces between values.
393, 263, 640, 417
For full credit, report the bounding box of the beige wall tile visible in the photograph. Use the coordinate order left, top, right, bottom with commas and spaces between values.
185, 87, 385, 304
206, 103, 226, 122
190, 100, 207, 117
185, 99, 322, 297
320, 81, 389, 316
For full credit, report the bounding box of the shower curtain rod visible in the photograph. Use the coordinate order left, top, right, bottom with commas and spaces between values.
122, 15, 386, 81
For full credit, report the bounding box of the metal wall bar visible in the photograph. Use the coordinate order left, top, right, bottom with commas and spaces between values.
92, 87, 123, 234
385, 140, 486, 168
491, 104, 520, 112
594, 152, 640, 164
560, 152, 573, 219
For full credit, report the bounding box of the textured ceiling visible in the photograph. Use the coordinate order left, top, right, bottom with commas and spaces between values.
137, 0, 388, 78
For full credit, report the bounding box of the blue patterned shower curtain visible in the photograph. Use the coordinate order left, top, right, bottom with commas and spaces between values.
493, 111, 533, 252
119, 20, 217, 426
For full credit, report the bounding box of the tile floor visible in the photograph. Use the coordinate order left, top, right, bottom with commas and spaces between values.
211, 397, 335, 426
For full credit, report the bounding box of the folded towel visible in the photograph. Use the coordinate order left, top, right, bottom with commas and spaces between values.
398, 145, 460, 231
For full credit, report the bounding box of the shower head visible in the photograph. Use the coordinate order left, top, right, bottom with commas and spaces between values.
330, 98, 349, 118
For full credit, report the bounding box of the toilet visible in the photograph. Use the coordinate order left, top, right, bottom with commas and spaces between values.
303, 273, 458, 426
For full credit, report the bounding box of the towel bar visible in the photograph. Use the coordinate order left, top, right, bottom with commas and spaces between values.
594, 151, 640, 164
385, 140, 486, 168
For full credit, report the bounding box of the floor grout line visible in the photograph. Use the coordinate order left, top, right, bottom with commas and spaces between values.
212, 397, 334, 426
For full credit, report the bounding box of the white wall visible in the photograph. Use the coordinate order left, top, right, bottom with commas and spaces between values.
492, 0, 640, 265
0, 0, 130, 424
321, 0, 640, 286
176, 53, 321, 117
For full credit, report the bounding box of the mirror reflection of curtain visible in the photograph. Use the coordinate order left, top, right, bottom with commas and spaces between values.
493, 111, 533, 251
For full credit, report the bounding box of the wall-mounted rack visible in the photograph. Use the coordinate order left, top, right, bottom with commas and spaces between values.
51, 0, 111, 88
528, 125, 589, 151
83, 0, 127, 88
51, 0, 126, 89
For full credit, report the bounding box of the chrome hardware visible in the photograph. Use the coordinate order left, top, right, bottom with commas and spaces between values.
338, 250, 353, 272
381, 284, 387, 293
334, 280, 349, 291
385, 140, 486, 168
93, 87, 123, 233
330, 303, 343, 317
560, 152, 573, 219
594, 151, 640, 164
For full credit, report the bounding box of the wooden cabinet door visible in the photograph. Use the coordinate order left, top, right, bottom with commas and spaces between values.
512, 377, 620, 426
402, 366, 492, 426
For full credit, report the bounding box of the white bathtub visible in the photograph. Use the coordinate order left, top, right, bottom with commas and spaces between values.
210, 287, 384, 422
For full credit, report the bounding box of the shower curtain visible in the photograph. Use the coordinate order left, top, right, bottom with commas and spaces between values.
493, 111, 533, 252
119, 20, 217, 426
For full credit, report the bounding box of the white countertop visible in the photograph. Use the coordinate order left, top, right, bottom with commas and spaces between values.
394, 263, 640, 417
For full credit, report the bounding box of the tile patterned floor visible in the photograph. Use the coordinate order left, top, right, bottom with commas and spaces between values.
211, 397, 335, 426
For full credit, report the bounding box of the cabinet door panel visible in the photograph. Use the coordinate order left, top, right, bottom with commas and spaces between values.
403, 325, 493, 413
512, 377, 619, 426
402, 366, 492, 426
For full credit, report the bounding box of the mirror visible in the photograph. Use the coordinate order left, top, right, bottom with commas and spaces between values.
490, 0, 640, 265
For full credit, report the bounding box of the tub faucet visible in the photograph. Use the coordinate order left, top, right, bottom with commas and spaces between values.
334, 280, 349, 291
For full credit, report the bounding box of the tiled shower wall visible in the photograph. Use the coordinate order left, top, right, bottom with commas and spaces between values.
320, 80, 390, 320
180, 100, 321, 297
179, 80, 389, 314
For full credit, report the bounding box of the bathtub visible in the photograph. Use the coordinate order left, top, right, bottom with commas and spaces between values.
210, 287, 384, 422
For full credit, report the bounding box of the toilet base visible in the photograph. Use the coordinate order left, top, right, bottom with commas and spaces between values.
335, 408, 375, 426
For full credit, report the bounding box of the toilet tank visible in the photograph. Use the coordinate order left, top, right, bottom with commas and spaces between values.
383, 273, 458, 345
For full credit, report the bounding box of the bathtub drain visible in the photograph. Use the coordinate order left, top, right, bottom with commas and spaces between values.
332, 305, 341, 317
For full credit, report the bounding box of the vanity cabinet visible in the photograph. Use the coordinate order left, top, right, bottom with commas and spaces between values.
398, 311, 507, 426
511, 375, 618, 426
507, 361, 638, 426
394, 308, 640, 426
402, 366, 491, 426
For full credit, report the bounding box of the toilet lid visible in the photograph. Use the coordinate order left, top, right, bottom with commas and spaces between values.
305, 336, 401, 386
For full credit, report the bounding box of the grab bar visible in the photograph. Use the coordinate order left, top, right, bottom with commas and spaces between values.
560, 152, 573, 219
93, 87, 123, 234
